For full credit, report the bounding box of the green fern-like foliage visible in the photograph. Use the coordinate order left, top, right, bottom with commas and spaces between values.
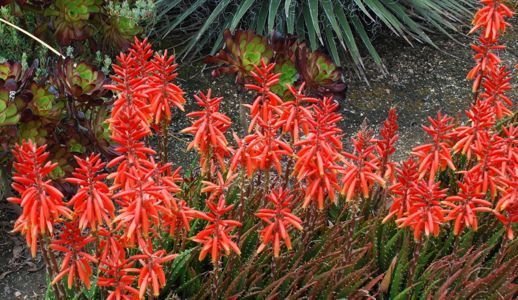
154, 0, 473, 76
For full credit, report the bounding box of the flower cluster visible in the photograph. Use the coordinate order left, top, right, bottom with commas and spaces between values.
385, 0, 516, 240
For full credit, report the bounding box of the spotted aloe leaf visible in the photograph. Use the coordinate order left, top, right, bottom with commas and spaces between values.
295, 44, 346, 99
206, 29, 273, 83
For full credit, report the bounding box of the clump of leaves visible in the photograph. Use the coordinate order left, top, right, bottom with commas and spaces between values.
207, 29, 346, 99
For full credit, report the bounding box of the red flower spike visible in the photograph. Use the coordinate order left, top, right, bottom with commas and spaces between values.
106, 52, 152, 127
128, 37, 154, 77
494, 168, 517, 239
294, 98, 343, 209
496, 125, 518, 174
396, 180, 448, 241
244, 61, 283, 130
50, 221, 98, 289
181, 89, 232, 174
130, 239, 177, 299
201, 172, 238, 203
279, 83, 319, 142
245, 119, 293, 174
148, 50, 186, 125
164, 199, 198, 235
98, 249, 140, 300
479, 66, 513, 119
192, 196, 241, 264
452, 100, 495, 160
107, 109, 155, 189
255, 188, 303, 257
466, 40, 505, 93
112, 176, 167, 242
467, 131, 506, 199
411, 112, 456, 184
383, 158, 419, 223
443, 174, 493, 235
8, 140, 72, 257
66, 154, 114, 231
375, 108, 399, 181
469, 0, 514, 41
341, 128, 385, 202
229, 132, 257, 178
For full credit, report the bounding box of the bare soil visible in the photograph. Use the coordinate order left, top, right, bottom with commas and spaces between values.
0, 21, 516, 299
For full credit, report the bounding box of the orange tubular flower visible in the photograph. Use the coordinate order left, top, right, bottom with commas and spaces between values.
497, 125, 517, 174
164, 199, 198, 235
50, 221, 98, 289
466, 131, 506, 199
148, 50, 186, 126
411, 112, 456, 184
396, 180, 448, 241
469, 0, 513, 41
8, 141, 72, 257
466, 40, 506, 93
66, 154, 114, 231
494, 168, 517, 239
246, 118, 293, 174
201, 172, 237, 203
130, 239, 177, 299
229, 132, 256, 178
181, 89, 232, 174
244, 61, 283, 129
279, 83, 318, 142
192, 196, 241, 264
479, 66, 513, 119
443, 174, 493, 235
341, 129, 385, 202
105, 51, 151, 127
255, 188, 303, 257
107, 109, 155, 188
112, 176, 167, 242
375, 108, 399, 181
452, 100, 495, 160
294, 98, 343, 209
98, 249, 139, 300
383, 158, 419, 223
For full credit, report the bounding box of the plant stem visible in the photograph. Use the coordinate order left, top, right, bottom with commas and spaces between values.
41, 237, 65, 300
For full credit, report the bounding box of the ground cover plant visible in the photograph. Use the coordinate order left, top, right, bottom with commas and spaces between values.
3, 0, 517, 299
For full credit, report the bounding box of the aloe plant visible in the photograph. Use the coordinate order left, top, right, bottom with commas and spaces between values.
155, 0, 473, 76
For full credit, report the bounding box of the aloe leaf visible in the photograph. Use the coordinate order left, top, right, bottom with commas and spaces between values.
161, 0, 207, 38
182, 0, 232, 58
267, 0, 282, 33
303, 3, 317, 50
321, 0, 346, 50
308, 0, 323, 44
256, 1, 269, 35
230, 0, 255, 31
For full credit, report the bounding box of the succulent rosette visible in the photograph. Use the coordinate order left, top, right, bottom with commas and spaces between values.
102, 15, 142, 51
29, 83, 64, 119
44, 0, 102, 45
54, 59, 107, 104
295, 46, 347, 98
206, 30, 273, 83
